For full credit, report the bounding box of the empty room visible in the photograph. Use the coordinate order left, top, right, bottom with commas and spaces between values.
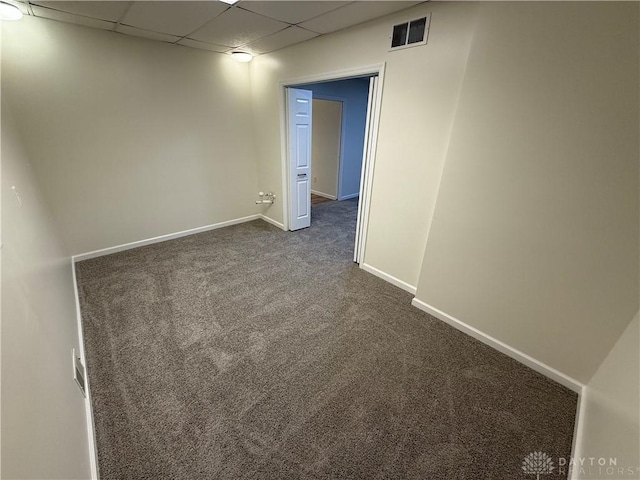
1, 1, 638, 479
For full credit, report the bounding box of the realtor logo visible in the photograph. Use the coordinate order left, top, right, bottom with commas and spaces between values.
523, 452, 555, 479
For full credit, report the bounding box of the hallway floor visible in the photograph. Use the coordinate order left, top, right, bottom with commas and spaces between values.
311, 193, 333, 205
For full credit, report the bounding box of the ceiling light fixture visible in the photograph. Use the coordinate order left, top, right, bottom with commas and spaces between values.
0, 1, 23, 21
219, 0, 239, 5
230, 51, 253, 63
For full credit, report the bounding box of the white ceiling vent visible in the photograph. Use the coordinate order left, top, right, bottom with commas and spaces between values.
390, 13, 431, 51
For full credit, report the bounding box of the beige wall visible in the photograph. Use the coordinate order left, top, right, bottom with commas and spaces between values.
2, 16, 260, 255
311, 98, 341, 199
415, 2, 639, 383
251, 2, 477, 287
1, 103, 91, 479
1, 13, 637, 478
575, 313, 639, 479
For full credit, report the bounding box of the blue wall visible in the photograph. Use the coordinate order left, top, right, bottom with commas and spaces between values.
297, 78, 370, 200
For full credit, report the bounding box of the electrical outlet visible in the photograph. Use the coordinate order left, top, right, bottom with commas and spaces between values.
313, 177, 317, 184
72, 349, 87, 397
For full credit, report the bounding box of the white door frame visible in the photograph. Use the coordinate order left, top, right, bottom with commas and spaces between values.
278, 63, 386, 264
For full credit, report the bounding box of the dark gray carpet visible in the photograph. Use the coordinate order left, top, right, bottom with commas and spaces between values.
76, 199, 577, 480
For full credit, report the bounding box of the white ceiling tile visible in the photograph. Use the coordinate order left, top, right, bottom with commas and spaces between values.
243, 26, 318, 55
116, 24, 181, 43
299, 1, 421, 34
189, 7, 288, 48
31, 5, 115, 30
120, 1, 229, 37
176, 38, 230, 53
238, 1, 350, 24
31, 1, 131, 22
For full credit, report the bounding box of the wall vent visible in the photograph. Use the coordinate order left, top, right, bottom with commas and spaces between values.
390, 14, 431, 51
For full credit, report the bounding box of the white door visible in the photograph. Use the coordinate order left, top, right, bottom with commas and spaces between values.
287, 88, 313, 230
354, 76, 378, 263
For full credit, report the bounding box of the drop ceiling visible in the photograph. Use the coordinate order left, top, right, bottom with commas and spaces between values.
10, 1, 423, 56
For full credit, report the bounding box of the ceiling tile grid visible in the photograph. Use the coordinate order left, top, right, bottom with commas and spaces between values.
238, 1, 350, 25
18, 1, 424, 56
31, 1, 131, 22
189, 7, 289, 47
30, 4, 116, 31
115, 23, 181, 43
242, 25, 318, 55
120, 1, 228, 37
299, 1, 420, 34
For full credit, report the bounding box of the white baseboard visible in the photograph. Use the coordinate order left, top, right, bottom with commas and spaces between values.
570, 388, 587, 479
71, 261, 99, 480
311, 190, 337, 200
72, 214, 261, 262
259, 214, 285, 230
339, 192, 359, 201
70, 212, 271, 475
410, 298, 584, 393
360, 263, 417, 294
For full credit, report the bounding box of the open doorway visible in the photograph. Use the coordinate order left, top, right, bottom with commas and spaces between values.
297, 78, 370, 205
282, 65, 384, 264
310, 98, 342, 204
